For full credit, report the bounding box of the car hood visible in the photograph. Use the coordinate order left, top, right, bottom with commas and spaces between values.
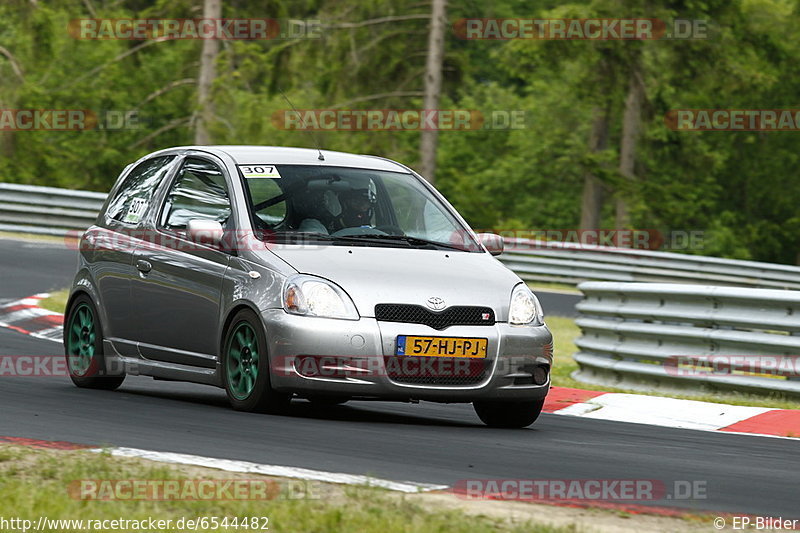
267, 245, 521, 320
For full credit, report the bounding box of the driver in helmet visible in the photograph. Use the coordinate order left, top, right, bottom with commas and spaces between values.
334, 187, 376, 230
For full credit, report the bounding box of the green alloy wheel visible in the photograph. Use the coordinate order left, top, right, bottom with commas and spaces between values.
66, 303, 95, 376
222, 309, 289, 413
226, 322, 260, 400
64, 294, 125, 390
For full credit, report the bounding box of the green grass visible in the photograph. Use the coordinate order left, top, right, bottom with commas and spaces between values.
39, 289, 70, 314
527, 282, 581, 294
546, 315, 800, 410
0, 446, 581, 533
547, 316, 582, 386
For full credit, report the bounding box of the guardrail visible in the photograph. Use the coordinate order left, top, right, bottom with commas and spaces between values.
4, 182, 800, 292
498, 238, 800, 290
574, 282, 800, 396
0, 183, 106, 236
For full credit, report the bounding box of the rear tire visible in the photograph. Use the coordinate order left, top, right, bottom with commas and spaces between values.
64, 294, 125, 390
473, 398, 545, 428
222, 309, 290, 413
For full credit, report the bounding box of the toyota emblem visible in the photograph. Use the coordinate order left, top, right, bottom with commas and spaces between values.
426, 297, 446, 311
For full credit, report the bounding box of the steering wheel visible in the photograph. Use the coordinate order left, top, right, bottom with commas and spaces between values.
373, 225, 404, 236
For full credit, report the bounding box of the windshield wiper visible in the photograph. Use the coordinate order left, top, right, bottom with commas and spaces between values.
331, 233, 470, 251
264, 231, 336, 243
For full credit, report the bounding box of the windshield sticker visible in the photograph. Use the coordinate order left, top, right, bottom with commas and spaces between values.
239, 165, 282, 179
123, 197, 148, 224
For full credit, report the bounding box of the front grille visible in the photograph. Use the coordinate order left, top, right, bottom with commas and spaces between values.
375, 304, 495, 330
384, 356, 488, 386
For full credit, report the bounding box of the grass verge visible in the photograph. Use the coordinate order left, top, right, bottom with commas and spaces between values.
526, 282, 581, 294
0, 445, 602, 533
38, 289, 70, 314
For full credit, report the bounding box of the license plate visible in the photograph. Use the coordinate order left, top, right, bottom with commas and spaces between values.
396, 336, 487, 358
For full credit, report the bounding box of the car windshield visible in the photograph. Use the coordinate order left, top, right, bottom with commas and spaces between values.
240, 164, 481, 252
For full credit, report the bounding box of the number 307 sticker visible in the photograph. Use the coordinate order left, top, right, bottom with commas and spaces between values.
238, 165, 282, 179
123, 197, 148, 224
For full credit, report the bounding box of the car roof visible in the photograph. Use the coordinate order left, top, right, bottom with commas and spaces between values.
155, 145, 411, 173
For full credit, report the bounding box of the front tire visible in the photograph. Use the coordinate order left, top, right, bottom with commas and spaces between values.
222, 310, 289, 413
64, 294, 125, 390
473, 398, 545, 428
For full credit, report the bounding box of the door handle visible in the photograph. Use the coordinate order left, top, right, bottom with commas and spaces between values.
135, 259, 152, 273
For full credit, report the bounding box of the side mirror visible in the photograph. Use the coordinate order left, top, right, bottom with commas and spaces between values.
477, 233, 504, 256
187, 219, 224, 247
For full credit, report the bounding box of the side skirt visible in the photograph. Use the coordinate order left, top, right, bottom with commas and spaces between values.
103, 339, 222, 387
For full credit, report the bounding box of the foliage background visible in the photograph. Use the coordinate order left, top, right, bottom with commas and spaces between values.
1, 0, 798, 263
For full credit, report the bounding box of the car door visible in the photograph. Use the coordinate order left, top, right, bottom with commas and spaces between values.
131, 156, 235, 368
89, 154, 179, 353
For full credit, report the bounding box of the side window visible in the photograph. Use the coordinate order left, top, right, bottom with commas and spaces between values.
106, 156, 177, 224
160, 158, 232, 230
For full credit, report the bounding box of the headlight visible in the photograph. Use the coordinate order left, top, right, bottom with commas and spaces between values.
283, 275, 359, 320
508, 284, 543, 326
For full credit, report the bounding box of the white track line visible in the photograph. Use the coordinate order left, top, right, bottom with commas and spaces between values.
31, 326, 64, 342
1, 307, 51, 324
93, 447, 448, 493
0, 293, 49, 310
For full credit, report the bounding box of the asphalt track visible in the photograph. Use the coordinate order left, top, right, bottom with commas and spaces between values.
0, 237, 797, 518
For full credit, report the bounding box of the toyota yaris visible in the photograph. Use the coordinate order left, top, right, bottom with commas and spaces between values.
65, 146, 553, 427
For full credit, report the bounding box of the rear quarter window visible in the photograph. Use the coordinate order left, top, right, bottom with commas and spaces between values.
160, 158, 232, 230
105, 156, 177, 224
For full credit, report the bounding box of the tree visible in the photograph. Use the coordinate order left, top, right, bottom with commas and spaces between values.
615, 55, 644, 230
195, 0, 221, 145
3, 0, 800, 265
419, 0, 447, 183
580, 107, 610, 230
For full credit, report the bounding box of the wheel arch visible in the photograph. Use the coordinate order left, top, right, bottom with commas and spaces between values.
219, 300, 267, 355
65, 287, 91, 316
64, 271, 108, 336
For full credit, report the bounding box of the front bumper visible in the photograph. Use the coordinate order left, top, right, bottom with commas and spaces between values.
263, 309, 553, 403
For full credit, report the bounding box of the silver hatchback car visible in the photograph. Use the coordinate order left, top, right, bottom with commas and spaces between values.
65, 146, 553, 427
